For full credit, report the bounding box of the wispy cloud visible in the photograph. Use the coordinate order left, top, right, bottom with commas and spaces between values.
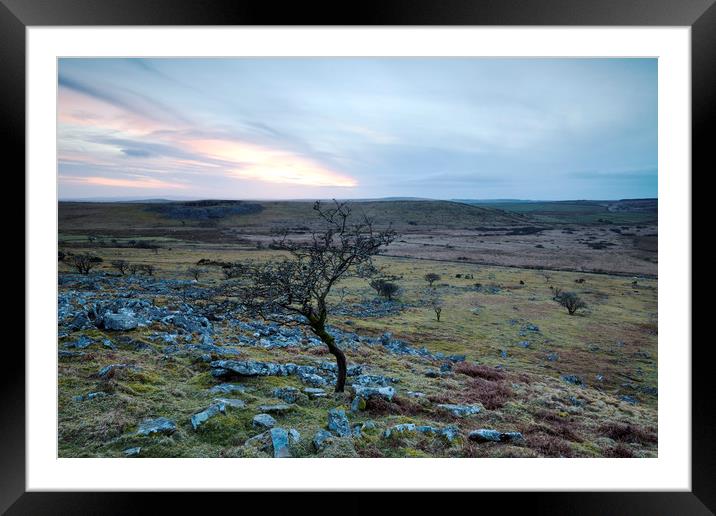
57, 58, 657, 200
61, 175, 188, 190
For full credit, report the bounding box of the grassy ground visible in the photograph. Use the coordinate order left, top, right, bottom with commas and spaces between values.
58, 243, 657, 458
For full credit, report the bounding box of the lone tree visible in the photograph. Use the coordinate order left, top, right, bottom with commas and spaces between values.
555, 291, 587, 315
425, 288, 443, 321
111, 259, 130, 275
424, 272, 441, 287
68, 253, 101, 275
187, 266, 205, 281
235, 200, 396, 392
369, 278, 401, 301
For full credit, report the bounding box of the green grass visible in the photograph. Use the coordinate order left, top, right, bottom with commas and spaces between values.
58, 245, 657, 458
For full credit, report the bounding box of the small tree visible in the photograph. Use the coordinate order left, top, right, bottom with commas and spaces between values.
369, 278, 401, 301
187, 266, 205, 281
425, 288, 443, 321
68, 253, 101, 275
223, 263, 245, 279
235, 200, 396, 392
424, 272, 441, 287
139, 264, 156, 276
127, 263, 141, 275
58, 250, 66, 262
555, 291, 587, 315
111, 259, 130, 275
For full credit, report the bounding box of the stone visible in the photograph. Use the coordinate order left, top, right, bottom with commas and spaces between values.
437, 404, 482, 417
468, 429, 524, 444
303, 387, 326, 398
273, 386, 300, 403
546, 353, 559, 362
350, 396, 367, 412
289, 428, 301, 443
517, 341, 530, 348
123, 447, 141, 457
66, 335, 94, 349
214, 398, 246, 409
353, 374, 394, 387
298, 372, 328, 387
257, 403, 294, 414
103, 311, 139, 331
352, 385, 395, 402
270, 428, 291, 458
327, 408, 351, 437
209, 383, 249, 394
59, 350, 86, 359
406, 391, 426, 398
620, 395, 639, 404
137, 417, 176, 436
313, 429, 334, 451
191, 402, 226, 430
253, 413, 277, 429
96, 363, 137, 379
383, 423, 416, 438
561, 375, 584, 386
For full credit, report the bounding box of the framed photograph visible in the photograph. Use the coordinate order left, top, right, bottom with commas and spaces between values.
7, 0, 710, 512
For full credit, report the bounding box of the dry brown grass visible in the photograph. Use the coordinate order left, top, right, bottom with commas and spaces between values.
598, 421, 657, 445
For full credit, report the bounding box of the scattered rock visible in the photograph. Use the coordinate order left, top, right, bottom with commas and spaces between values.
561, 375, 584, 386
273, 386, 300, 403
102, 310, 139, 331
620, 395, 639, 404
209, 383, 249, 394
437, 404, 482, 417
270, 428, 291, 458
137, 417, 176, 436
191, 402, 226, 430
123, 447, 141, 457
304, 387, 327, 398
352, 385, 395, 402
313, 429, 334, 451
257, 403, 294, 414
468, 429, 524, 443
327, 408, 351, 437
253, 413, 277, 429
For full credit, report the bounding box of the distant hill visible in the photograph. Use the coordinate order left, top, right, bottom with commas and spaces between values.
58, 199, 530, 243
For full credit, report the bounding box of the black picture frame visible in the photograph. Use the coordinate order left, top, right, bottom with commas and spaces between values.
4, 0, 710, 513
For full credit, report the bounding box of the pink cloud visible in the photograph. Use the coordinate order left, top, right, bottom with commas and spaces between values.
60, 175, 188, 190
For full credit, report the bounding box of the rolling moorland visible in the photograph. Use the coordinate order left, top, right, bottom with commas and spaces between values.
57, 198, 658, 458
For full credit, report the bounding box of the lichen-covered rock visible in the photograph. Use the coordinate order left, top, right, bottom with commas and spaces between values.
273, 386, 300, 403
102, 310, 139, 331
327, 408, 351, 437
437, 404, 482, 417
270, 428, 291, 458
253, 413, 277, 429
137, 417, 176, 436
468, 429, 524, 443
352, 385, 395, 401
257, 403, 294, 414
313, 429, 334, 451
191, 402, 226, 430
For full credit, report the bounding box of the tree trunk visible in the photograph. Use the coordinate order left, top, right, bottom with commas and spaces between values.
312, 324, 347, 392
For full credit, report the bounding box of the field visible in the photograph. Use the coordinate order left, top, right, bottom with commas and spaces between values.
57, 199, 658, 458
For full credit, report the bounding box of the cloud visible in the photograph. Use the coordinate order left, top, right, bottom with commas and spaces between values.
188, 139, 358, 187
60, 175, 188, 189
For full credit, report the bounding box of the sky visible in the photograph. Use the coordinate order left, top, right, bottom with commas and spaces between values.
57, 58, 657, 201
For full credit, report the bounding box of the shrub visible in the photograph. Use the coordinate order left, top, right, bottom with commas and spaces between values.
598, 422, 657, 445
369, 278, 401, 300
423, 273, 441, 287
555, 291, 587, 315
67, 253, 102, 274
111, 259, 130, 275
187, 266, 205, 281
